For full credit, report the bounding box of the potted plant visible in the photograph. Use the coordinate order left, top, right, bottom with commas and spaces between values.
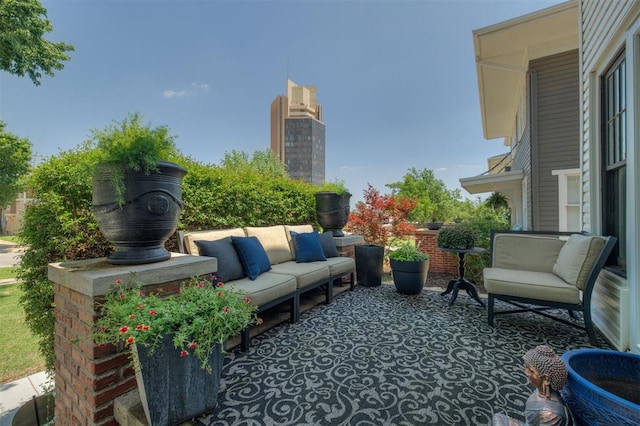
93, 274, 260, 425
90, 113, 188, 265
315, 180, 351, 237
388, 240, 430, 294
437, 225, 478, 249
346, 184, 418, 287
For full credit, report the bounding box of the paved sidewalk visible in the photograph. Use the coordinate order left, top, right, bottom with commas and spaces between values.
0, 371, 51, 426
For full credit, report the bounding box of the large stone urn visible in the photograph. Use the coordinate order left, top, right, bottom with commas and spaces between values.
315, 192, 351, 237
92, 161, 187, 265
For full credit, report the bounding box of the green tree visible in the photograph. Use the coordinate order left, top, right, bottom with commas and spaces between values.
0, 0, 74, 85
387, 167, 460, 223
0, 122, 32, 207
220, 149, 288, 178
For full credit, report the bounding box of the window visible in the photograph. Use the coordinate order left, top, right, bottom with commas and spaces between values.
600, 50, 626, 276
552, 169, 580, 232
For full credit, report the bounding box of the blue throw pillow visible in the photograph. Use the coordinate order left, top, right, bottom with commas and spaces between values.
290, 230, 327, 263
231, 236, 272, 280
194, 237, 246, 283
318, 231, 339, 258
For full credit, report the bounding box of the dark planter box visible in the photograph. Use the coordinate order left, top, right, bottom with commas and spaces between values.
133, 334, 223, 425
355, 244, 384, 287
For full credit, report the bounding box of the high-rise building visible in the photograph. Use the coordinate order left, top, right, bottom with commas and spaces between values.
270, 79, 325, 185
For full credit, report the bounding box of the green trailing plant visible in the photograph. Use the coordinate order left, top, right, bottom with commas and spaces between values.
437, 225, 478, 249
315, 179, 350, 196
93, 274, 260, 372
388, 240, 429, 262
90, 112, 179, 206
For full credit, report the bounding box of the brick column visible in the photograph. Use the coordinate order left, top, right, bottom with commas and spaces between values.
48, 254, 217, 426
334, 234, 364, 283
415, 229, 458, 275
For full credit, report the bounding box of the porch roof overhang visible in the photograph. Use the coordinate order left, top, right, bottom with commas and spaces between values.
459, 170, 524, 195
473, 0, 578, 140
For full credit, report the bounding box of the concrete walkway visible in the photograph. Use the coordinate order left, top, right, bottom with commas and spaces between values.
0, 371, 51, 425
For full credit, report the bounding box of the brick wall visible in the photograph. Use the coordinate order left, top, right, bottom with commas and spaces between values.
49, 255, 217, 425
414, 229, 458, 275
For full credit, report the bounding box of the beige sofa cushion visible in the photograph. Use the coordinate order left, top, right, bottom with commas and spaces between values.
228, 272, 297, 307
323, 257, 355, 278
284, 224, 314, 258
183, 228, 246, 255
270, 261, 330, 289
245, 226, 293, 265
484, 267, 580, 304
552, 235, 605, 290
492, 234, 565, 272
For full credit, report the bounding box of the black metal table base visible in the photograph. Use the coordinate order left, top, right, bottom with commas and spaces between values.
441, 278, 485, 307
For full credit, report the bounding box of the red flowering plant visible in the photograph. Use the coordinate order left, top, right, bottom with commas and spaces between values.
345, 184, 418, 254
93, 273, 260, 372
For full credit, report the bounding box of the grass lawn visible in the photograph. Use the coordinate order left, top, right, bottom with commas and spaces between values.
0, 283, 45, 384
0, 266, 18, 280
0, 235, 19, 243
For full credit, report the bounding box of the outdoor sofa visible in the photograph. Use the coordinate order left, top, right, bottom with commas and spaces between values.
177, 224, 355, 350
483, 230, 616, 345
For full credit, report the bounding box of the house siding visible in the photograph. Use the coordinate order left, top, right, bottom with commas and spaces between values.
512, 116, 532, 229
530, 50, 580, 231
580, 0, 635, 232
579, 0, 639, 353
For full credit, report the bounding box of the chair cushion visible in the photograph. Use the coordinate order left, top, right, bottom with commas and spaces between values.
484, 267, 580, 304
245, 226, 293, 265
290, 230, 327, 263
552, 234, 605, 289
194, 237, 245, 283
318, 232, 339, 258
492, 234, 565, 272
183, 228, 246, 255
231, 236, 272, 280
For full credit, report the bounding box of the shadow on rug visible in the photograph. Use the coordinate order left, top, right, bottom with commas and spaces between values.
197, 285, 609, 426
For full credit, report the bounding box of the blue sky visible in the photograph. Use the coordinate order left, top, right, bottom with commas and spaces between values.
1, 0, 561, 204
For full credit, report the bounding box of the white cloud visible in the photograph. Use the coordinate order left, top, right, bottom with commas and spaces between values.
191, 82, 210, 91
163, 89, 192, 98
340, 165, 359, 172
434, 167, 447, 172
163, 82, 210, 99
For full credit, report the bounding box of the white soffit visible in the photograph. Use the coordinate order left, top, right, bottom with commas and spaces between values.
459, 170, 524, 195
473, 0, 578, 140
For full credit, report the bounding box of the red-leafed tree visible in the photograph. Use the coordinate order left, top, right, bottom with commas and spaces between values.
345, 184, 417, 248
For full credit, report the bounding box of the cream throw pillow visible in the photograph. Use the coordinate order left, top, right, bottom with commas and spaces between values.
552, 234, 604, 289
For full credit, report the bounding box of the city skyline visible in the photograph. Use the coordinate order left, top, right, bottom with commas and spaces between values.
1, 0, 563, 204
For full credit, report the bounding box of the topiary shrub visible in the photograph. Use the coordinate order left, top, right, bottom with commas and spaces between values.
437, 225, 478, 249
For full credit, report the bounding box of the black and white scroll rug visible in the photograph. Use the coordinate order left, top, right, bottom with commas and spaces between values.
197, 285, 608, 426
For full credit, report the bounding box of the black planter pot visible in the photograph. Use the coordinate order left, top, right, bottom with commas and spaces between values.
355, 244, 384, 287
133, 334, 223, 426
390, 258, 430, 294
12, 393, 54, 426
315, 192, 351, 237
92, 161, 187, 265
424, 222, 444, 230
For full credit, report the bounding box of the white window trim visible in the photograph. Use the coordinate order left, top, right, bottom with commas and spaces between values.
552, 168, 581, 232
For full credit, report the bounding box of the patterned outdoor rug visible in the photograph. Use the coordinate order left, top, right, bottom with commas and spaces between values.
197, 284, 609, 426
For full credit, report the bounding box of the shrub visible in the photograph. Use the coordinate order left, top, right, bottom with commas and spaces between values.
437, 226, 477, 249
388, 241, 429, 262
345, 184, 417, 249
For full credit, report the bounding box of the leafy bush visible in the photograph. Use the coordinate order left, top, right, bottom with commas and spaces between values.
437, 226, 477, 249
345, 184, 417, 249
315, 179, 350, 196
388, 241, 429, 262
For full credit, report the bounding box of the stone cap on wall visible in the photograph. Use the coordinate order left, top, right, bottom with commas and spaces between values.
48, 253, 217, 297
333, 234, 364, 247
